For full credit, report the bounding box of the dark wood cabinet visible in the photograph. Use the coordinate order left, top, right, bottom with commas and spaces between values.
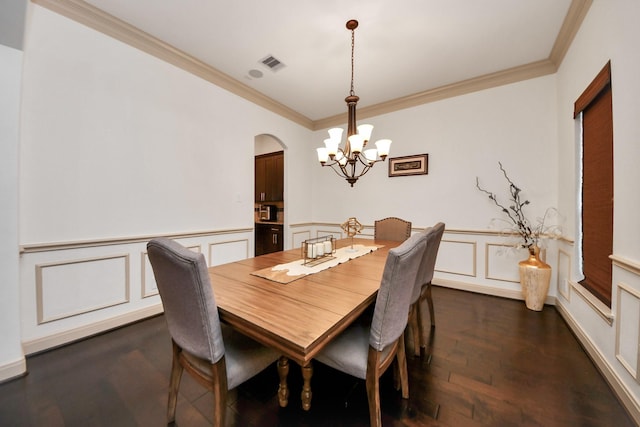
255, 151, 284, 202
255, 223, 283, 256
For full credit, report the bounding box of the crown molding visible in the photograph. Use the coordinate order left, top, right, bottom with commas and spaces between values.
313, 59, 557, 130
32, 0, 591, 132
549, 0, 593, 67
31, 0, 315, 129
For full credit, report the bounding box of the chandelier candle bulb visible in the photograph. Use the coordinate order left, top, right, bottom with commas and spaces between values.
375, 139, 392, 158
348, 134, 365, 153
364, 149, 378, 164
357, 124, 373, 141
328, 128, 344, 142
335, 151, 348, 166
324, 138, 339, 157
316, 147, 329, 163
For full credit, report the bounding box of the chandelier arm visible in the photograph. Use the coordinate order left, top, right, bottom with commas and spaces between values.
355, 155, 374, 168
325, 162, 351, 179
355, 164, 373, 179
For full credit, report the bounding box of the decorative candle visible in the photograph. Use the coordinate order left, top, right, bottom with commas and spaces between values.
315, 242, 324, 257
307, 242, 316, 259
323, 240, 333, 254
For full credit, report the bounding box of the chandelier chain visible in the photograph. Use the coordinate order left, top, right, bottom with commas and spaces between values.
350, 27, 355, 97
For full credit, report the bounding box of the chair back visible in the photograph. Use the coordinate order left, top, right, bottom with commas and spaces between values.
411, 222, 446, 303
147, 237, 224, 363
369, 232, 427, 351
374, 217, 412, 242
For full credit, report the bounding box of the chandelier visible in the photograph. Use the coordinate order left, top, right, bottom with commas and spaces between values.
316, 19, 391, 187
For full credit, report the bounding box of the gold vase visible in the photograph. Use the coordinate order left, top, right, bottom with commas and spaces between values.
518, 245, 551, 311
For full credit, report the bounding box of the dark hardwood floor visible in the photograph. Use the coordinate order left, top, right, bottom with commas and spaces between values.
0, 287, 635, 426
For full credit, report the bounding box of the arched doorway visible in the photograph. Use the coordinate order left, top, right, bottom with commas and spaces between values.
254, 134, 285, 256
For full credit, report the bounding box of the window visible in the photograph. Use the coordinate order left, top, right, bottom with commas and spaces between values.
574, 61, 613, 307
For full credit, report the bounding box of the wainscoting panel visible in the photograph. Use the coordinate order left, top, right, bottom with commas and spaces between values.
557, 248, 572, 302
291, 230, 311, 249
140, 243, 201, 298
20, 228, 254, 354
616, 282, 640, 381
436, 239, 476, 277
318, 229, 344, 240
36, 254, 130, 324
486, 243, 523, 282
140, 251, 158, 299
208, 239, 248, 266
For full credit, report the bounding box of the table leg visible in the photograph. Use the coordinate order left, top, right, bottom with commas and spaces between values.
301, 361, 313, 411
277, 356, 289, 407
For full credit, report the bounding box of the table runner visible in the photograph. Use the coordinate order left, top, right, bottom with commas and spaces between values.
251, 244, 381, 284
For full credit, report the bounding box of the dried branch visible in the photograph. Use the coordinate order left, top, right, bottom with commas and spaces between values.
476, 162, 537, 248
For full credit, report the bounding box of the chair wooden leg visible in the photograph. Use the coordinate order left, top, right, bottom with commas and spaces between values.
366, 349, 383, 427
396, 333, 409, 399
409, 304, 421, 357
425, 283, 435, 327
418, 283, 435, 353
167, 341, 183, 424
209, 358, 228, 427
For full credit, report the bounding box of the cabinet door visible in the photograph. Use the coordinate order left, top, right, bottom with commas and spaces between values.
255, 224, 282, 256
255, 156, 267, 202
255, 152, 283, 202
267, 225, 283, 253
255, 224, 267, 256
270, 154, 284, 201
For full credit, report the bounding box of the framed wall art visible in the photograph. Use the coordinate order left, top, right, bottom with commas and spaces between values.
388, 154, 428, 177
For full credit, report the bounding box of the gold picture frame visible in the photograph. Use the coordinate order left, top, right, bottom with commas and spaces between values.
388, 154, 428, 177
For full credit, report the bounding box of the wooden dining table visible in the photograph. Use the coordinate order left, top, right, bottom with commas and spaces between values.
207, 237, 399, 410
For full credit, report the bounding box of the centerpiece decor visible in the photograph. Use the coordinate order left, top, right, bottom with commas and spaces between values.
341, 217, 363, 252
476, 162, 561, 311
301, 235, 336, 267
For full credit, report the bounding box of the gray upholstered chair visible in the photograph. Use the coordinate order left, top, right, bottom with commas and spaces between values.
374, 217, 412, 241
315, 232, 427, 427
147, 237, 281, 426
408, 222, 445, 356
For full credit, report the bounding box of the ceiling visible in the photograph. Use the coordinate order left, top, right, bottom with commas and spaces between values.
45, 0, 580, 125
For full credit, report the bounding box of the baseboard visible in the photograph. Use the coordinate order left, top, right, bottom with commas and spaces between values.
0, 356, 27, 383
22, 304, 164, 355
555, 302, 640, 426
432, 277, 557, 306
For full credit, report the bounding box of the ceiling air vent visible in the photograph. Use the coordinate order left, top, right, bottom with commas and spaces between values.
260, 55, 285, 72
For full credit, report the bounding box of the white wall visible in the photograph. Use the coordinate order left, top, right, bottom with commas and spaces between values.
311, 76, 558, 230
19, 6, 313, 244
0, 43, 26, 380
555, 0, 640, 419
